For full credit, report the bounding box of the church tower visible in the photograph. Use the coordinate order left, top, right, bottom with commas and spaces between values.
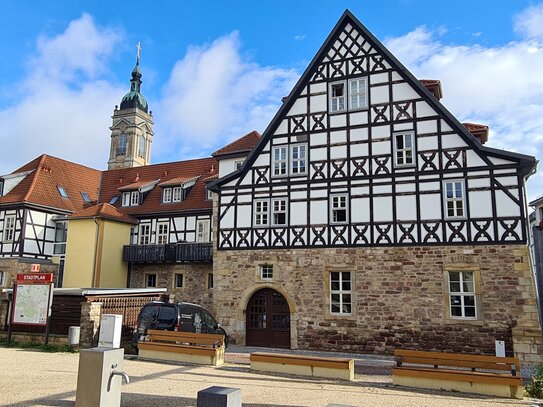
108, 44, 154, 170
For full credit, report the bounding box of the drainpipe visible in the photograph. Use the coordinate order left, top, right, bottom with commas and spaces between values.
92, 217, 99, 288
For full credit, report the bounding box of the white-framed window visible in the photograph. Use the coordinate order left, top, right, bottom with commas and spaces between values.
207, 273, 214, 289
157, 222, 169, 244
206, 187, 213, 200
331, 194, 348, 224
444, 180, 465, 218
290, 144, 307, 175
130, 191, 139, 206
138, 134, 146, 157
174, 273, 184, 288
138, 224, 151, 245
162, 188, 172, 203
260, 265, 273, 280
0, 271, 6, 286
254, 200, 269, 227
448, 271, 476, 319
117, 133, 127, 156
394, 132, 415, 167
330, 81, 346, 112
349, 78, 368, 110
122, 192, 130, 206
196, 219, 211, 243
272, 198, 287, 226
330, 271, 352, 314
2, 214, 15, 242
272, 146, 288, 176
172, 186, 182, 202
53, 221, 68, 255
146, 273, 157, 288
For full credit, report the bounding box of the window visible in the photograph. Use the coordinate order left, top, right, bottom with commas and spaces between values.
0, 180, 4, 197
444, 180, 465, 218
448, 271, 476, 319
109, 196, 120, 205
330, 271, 351, 314
330, 81, 346, 112
260, 265, 273, 280
2, 215, 15, 242
0, 271, 6, 286
117, 133, 127, 155
80, 192, 92, 203
174, 273, 184, 288
57, 186, 68, 198
272, 199, 287, 226
331, 194, 348, 223
290, 144, 307, 175
206, 187, 213, 200
349, 78, 368, 110
53, 221, 67, 255
196, 219, 210, 243
146, 274, 157, 288
254, 200, 269, 227
235, 160, 244, 170
272, 146, 288, 176
139, 134, 146, 157
130, 191, 139, 206
394, 132, 415, 167
172, 187, 182, 202
162, 188, 172, 203
157, 222, 169, 244
207, 273, 214, 289
139, 224, 151, 245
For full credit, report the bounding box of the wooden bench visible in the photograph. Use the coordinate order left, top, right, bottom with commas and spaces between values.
138, 330, 225, 366
250, 352, 354, 381
392, 349, 523, 399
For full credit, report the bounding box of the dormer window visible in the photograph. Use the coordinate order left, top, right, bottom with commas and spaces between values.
163, 188, 172, 203
122, 191, 140, 206
117, 133, 127, 156
57, 186, 69, 198
173, 187, 182, 202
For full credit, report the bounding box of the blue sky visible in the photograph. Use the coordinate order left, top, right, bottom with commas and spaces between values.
1, 0, 543, 201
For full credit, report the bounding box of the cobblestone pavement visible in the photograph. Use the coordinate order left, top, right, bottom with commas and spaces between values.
0, 346, 538, 407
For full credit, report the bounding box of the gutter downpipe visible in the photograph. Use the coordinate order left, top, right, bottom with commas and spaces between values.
92, 217, 99, 288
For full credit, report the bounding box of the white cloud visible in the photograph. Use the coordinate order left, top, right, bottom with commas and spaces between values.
155, 32, 298, 161
294, 34, 307, 41
384, 22, 543, 201
0, 14, 124, 173
514, 3, 543, 40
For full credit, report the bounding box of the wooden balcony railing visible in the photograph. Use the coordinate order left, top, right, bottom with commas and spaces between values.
123, 242, 212, 263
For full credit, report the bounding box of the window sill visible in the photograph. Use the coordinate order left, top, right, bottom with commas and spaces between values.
324, 313, 357, 321
443, 317, 483, 326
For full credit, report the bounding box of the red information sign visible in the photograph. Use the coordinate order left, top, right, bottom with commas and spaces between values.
16, 273, 54, 284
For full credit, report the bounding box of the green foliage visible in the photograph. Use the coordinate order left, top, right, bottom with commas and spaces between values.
526, 364, 543, 399
0, 338, 77, 353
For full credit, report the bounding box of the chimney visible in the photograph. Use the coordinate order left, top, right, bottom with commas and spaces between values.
463, 123, 489, 144
420, 79, 443, 100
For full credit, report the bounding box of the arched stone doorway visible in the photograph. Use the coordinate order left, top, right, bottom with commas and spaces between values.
246, 288, 290, 348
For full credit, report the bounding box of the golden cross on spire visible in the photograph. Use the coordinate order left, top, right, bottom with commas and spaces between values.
136, 42, 142, 63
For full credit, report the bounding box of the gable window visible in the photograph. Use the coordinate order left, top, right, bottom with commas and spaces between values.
157, 222, 169, 244
146, 273, 157, 288
254, 200, 269, 227
235, 160, 244, 170
138, 135, 146, 157
272, 146, 288, 176
260, 265, 273, 280
448, 271, 476, 319
444, 180, 465, 218
196, 219, 211, 243
290, 144, 307, 175
173, 187, 182, 202
394, 132, 415, 167
53, 221, 67, 255
174, 273, 184, 288
330, 271, 351, 314
139, 224, 151, 245
330, 81, 346, 112
117, 133, 127, 156
272, 198, 287, 226
331, 194, 348, 224
2, 215, 15, 242
0, 271, 6, 286
163, 188, 172, 203
349, 78, 368, 110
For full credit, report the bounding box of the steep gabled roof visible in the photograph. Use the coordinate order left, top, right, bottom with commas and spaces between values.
210, 10, 536, 190
0, 154, 101, 212
99, 157, 217, 216
69, 203, 138, 224
212, 131, 261, 158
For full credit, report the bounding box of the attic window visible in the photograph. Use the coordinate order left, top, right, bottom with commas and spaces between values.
81, 192, 92, 203
109, 196, 120, 205
57, 186, 69, 198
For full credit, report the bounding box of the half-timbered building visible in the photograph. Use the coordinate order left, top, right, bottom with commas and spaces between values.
210, 10, 541, 361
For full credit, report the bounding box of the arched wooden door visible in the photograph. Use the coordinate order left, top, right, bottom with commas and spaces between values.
246, 288, 290, 348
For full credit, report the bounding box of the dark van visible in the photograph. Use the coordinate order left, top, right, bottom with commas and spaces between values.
135, 301, 228, 346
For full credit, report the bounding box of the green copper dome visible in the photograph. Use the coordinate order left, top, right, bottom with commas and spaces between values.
120, 61, 148, 112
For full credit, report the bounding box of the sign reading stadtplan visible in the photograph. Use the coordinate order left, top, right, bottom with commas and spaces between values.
12, 273, 54, 326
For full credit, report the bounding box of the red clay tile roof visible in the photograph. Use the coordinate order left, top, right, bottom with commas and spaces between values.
212, 131, 261, 157
158, 175, 200, 187
118, 179, 159, 191
0, 154, 101, 212
99, 157, 218, 216
420, 79, 443, 100
463, 122, 489, 144
69, 203, 138, 224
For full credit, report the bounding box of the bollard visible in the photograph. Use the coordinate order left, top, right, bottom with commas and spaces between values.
197, 386, 241, 407
68, 326, 80, 346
